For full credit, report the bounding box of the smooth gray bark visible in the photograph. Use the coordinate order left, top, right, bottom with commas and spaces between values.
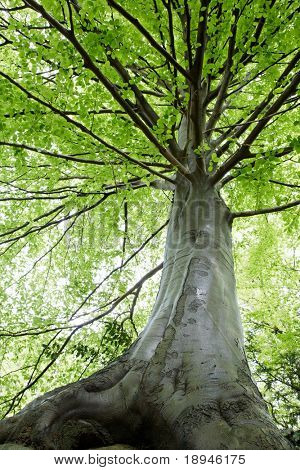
0, 176, 291, 450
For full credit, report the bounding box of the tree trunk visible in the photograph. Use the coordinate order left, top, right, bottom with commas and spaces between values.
0, 175, 291, 450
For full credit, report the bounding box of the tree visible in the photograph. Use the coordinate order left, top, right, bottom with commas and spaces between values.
0, 0, 299, 450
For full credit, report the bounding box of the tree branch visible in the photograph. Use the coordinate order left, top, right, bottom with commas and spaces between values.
107, 0, 191, 82
0, 196, 108, 247
211, 49, 300, 168
72, 261, 164, 322
219, 146, 295, 187
231, 200, 300, 220
69, 221, 168, 320
182, 0, 193, 70
0, 204, 65, 239
18, 1, 190, 177
0, 5, 27, 12
205, 8, 238, 140
192, 0, 210, 85
0, 76, 176, 183
0, 141, 110, 166
210, 69, 300, 184
268, 179, 300, 189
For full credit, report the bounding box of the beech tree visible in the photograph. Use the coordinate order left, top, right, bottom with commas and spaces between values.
0, 0, 299, 450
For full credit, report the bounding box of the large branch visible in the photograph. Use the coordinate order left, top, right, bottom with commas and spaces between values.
237, 73, 300, 149
0, 74, 176, 183
211, 49, 300, 165
231, 200, 300, 220
191, 0, 210, 86
210, 69, 300, 184
160, 0, 181, 116
70, 2, 160, 130
182, 0, 193, 70
23, 0, 189, 177
107, 0, 191, 82
237, 1, 275, 67
106, 53, 159, 128
205, 8, 238, 138
219, 146, 294, 187
225, 47, 299, 101
163, 0, 177, 63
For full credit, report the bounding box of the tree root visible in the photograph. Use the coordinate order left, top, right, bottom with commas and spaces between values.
0, 352, 292, 450
0, 354, 145, 449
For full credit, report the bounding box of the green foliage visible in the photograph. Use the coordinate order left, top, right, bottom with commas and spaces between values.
233, 217, 299, 429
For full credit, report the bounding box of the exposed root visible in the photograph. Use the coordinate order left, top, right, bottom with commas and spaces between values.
0, 368, 292, 450
0, 354, 145, 449
0, 334, 292, 450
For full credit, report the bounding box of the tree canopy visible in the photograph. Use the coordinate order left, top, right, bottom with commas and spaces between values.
0, 0, 299, 436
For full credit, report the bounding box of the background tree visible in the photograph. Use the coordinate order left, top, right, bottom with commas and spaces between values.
0, 0, 299, 450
